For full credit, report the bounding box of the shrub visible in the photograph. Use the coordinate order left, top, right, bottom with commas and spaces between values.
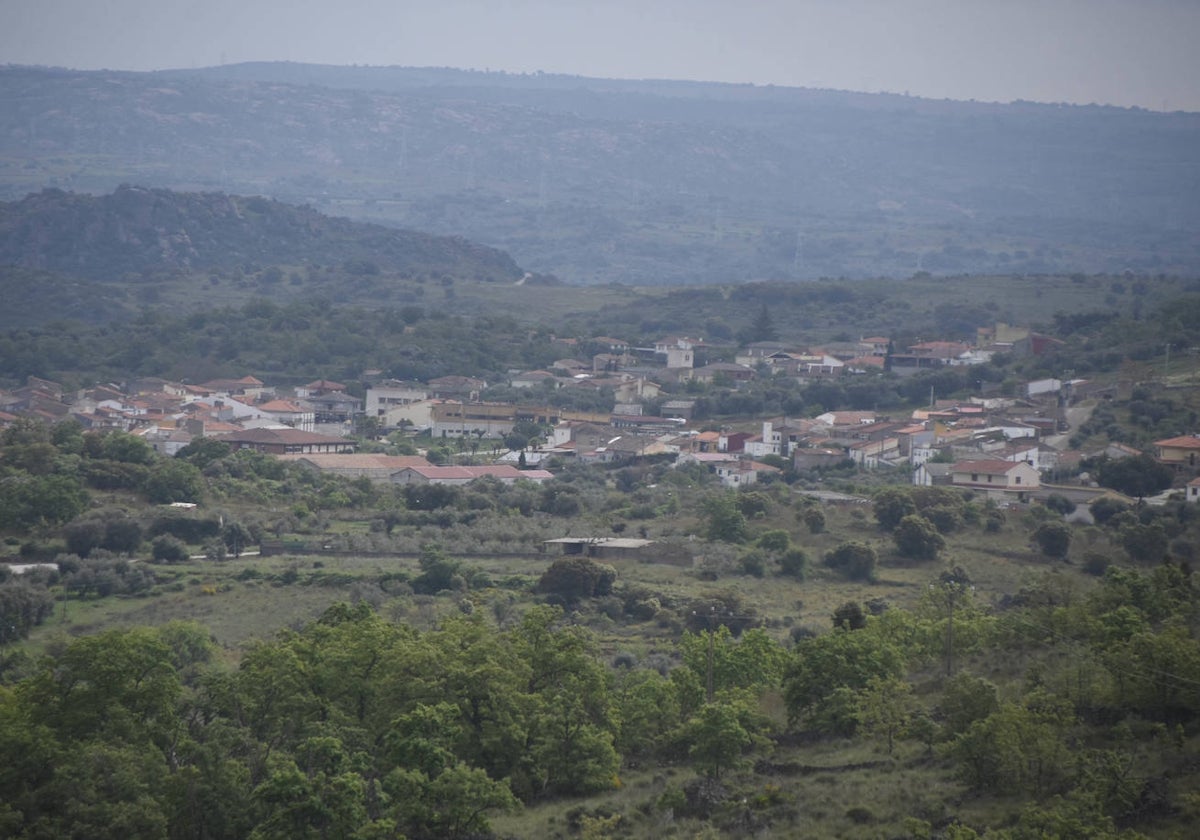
143, 459, 204, 504
147, 513, 222, 543
64, 519, 106, 558
1090, 497, 1130, 527
846, 807, 874, 825
739, 551, 767, 578
893, 515, 945, 561
703, 493, 748, 543
0, 580, 55, 644
1032, 522, 1071, 559
985, 509, 1006, 533
778, 548, 809, 579
536, 556, 617, 603
824, 542, 878, 582
938, 672, 999, 738
411, 544, 464, 594
924, 504, 964, 534
151, 534, 190, 564
1096, 454, 1174, 498
735, 491, 771, 518
101, 517, 143, 554
756, 530, 791, 554
1120, 522, 1168, 563
832, 600, 866, 630
1081, 552, 1112, 577
802, 506, 826, 534
873, 488, 917, 531
1043, 493, 1077, 516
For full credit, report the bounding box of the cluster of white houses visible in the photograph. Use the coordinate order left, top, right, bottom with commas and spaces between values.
1, 319, 1198, 500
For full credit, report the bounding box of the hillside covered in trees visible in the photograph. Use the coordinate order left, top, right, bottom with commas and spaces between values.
3, 64, 1198, 284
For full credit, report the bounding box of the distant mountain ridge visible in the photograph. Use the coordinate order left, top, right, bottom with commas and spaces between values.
0, 185, 523, 282
2, 64, 1198, 282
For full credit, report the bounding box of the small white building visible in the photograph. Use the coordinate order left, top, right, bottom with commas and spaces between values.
380, 398, 438, 432
665, 346, 694, 370
1026, 378, 1062, 398
365, 381, 430, 418
676, 452, 778, 488
1187, 477, 1200, 504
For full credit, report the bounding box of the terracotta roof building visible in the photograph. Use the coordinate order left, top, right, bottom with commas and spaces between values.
215, 428, 353, 455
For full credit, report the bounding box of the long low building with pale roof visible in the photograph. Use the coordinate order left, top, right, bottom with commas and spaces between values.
390, 465, 555, 485
275, 453, 432, 481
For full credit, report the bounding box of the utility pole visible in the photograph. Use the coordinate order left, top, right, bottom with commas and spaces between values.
946, 585, 955, 677
707, 622, 715, 702
933, 577, 971, 677
694, 607, 719, 702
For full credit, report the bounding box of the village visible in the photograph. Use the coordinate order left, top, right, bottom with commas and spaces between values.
4, 320, 1198, 510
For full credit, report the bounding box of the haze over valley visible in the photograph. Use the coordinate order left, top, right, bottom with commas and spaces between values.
2, 5, 1200, 839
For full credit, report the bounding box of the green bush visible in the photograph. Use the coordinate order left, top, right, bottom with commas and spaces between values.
756, 529, 791, 554
1033, 522, 1072, 559
536, 556, 617, 603
778, 548, 809, 579
824, 542, 878, 582
739, 551, 767, 578
147, 513, 222, 543
893, 515, 945, 561
1043, 493, 1077, 515
151, 534, 190, 564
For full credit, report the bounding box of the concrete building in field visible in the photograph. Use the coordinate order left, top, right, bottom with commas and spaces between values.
543, 537, 692, 565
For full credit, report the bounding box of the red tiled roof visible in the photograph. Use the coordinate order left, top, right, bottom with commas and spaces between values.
258, 399, 309, 413
1155, 435, 1200, 449
276, 454, 429, 470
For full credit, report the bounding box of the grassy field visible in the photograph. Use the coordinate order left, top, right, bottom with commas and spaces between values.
22, 487, 1088, 663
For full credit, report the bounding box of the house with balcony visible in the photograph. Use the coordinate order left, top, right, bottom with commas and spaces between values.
257, 399, 316, 432
1154, 434, 1200, 471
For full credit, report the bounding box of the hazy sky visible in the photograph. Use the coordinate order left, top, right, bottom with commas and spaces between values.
3, 0, 1199, 111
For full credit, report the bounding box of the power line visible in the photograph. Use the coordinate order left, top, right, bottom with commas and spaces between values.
993, 609, 1200, 694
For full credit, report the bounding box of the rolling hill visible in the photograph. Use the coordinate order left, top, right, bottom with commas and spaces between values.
2, 64, 1198, 284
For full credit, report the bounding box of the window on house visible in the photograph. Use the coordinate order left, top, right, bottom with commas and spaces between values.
1015, 476, 1022, 485
971, 473, 978, 482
